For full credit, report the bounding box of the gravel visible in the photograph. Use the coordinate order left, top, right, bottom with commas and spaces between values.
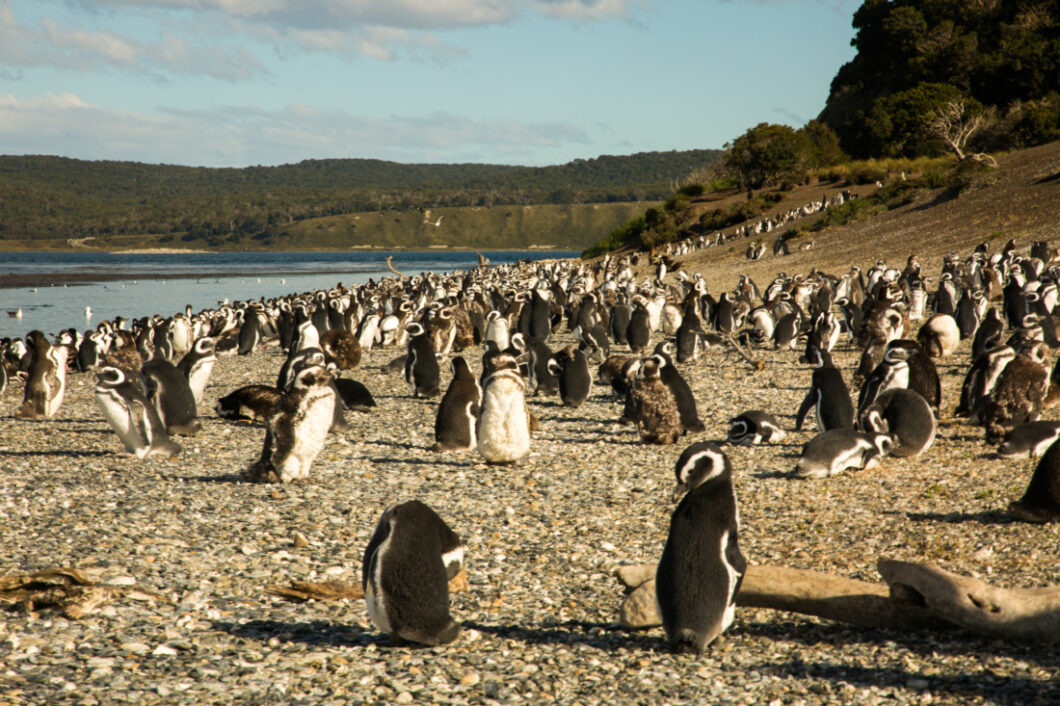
2, 270, 1059, 705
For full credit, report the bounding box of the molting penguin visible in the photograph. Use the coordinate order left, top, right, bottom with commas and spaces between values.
979, 344, 1049, 442
476, 353, 532, 464
432, 356, 482, 452
630, 357, 682, 445
176, 336, 217, 405
1007, 437, 1060, 523
795, 348, 854, 432
243, 364, 336, 483
653, 347, 706, 433
94, 365, 182, 458
362, 500, 465, 645
547, 345, 593, 408
655, 442, 745, 654
996, 420, 1060, 459
404, 322, 441, 398
957, 344, 1015, 419
215, 384, 282, 423
859, 388, 935, 458
142, 358, 202, 436
320, 328, 363, 370
726, 410, 786, 446
796, 429, 893, 479
15, 333, 68, 420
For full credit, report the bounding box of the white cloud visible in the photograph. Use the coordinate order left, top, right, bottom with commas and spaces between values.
532, 0, 643, 21
0, 92, 592, 166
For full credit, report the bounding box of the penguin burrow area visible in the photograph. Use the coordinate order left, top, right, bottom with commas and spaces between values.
2, 252, 1059, 704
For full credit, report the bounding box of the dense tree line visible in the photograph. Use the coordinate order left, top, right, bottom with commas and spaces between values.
820, 0, 1060, 158
0, 150, 721, 242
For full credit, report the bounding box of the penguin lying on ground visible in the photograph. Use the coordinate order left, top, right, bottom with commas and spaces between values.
726, 410, 786, 446
859, 388, 935, 458
362, 500, 465, 645
656, 442, 745, 654
996, 420, 1060, 459
796, 429, 893, 479
215, 385, 282, 423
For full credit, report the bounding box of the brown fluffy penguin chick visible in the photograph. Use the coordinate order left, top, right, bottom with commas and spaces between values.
320, 329, 362, 369
980, 346, 1049, 443
598, 354, 631, 396
631, 357, 682, 445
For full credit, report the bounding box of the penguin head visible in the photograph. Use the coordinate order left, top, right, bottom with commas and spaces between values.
871, 433, 896, 458
807, 346, 832, 369
95, 365, 126, 387
450, 356, 472, 379
882, 345, 910, 364
292, 364, 331, 390
672, 442, 731, 502
194, 337, 217, 355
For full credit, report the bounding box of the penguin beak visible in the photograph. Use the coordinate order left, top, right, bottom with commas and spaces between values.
671, 482, 688, 503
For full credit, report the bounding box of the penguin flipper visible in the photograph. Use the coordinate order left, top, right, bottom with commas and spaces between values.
795, 390, 816, 431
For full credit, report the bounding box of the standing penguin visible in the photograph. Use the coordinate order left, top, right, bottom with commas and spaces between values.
243, 365, 336, 483
476, 353, 532, 464
1007, 438, 1060, 523
979, 344, 1049, 442
655, 442, 745, 654
404, 322, 441, 398
15, 332, 68, 420
653, 348, 706, 433
547, 345, 593, 408
176, 336, 217, 405
362, 500, 465, 645
856, 345, 910, 416
142, 358, 202, 436
525, 337, 559, 397
432, 356, 482, 452
94, 365, 182, 458
626, 300, 652, 354
795, 348, 854, 432
630, 357, 682, 445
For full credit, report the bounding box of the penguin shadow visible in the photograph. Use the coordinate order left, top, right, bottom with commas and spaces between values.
750, 469, 800, 480
0, 448, 112, 459
738, 620, 1059, 703
181, 472, 246, 484
563, 437, 641, 446
368, 455, 471, 468
903, 509, 1019, 525
464, 619, 660, 653
212, 619, 379, 649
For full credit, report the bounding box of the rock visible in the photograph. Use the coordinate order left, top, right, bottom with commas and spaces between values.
619, 578, 661, 629
292, 532, 309, 548
615, 564, 656, 592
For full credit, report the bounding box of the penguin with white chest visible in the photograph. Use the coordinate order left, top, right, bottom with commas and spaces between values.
997, 420, 1060, 459
432, 356, 481, 452
243, 365, 335, 483
476, 353, 532, 464
94, 365, 182, 458
142, 358, 202, 436
404, 322, 441, 398
795, 348, 854, 432
796, 429, 893, 479
15, 332, 69, 420
655, 442, 745, 654
727, 410, 786, 446
362, 500, 465, 645
176, 336, 217, 405
859, 388, 935, 458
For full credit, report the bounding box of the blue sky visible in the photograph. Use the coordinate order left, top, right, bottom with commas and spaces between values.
0, 0, 862, 167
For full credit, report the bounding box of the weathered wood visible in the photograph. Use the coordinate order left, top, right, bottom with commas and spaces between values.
385, 256, 409, 280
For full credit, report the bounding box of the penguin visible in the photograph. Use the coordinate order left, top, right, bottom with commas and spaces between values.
630, 357, 682, 445
0, 358, 6, 397
405, 322, 441, 398
76, 330, 106, 372
772, 312, 800, 350
608, 301, 631, 346
856, 345, 910, 416
215, 384, 282, 423
483, 310, 509, 353
916, 314, 960, 357
243, 364, 336, 483
237, 307, 263, 355
652, 348, 706, 433
597, 354, 633, 397
577, 324, 611, 364
142, 358, 202, 436
626, 301, 652, 354
796, 429, 893, 479
795, 348, 854, 432
957, 344, 1015, 419
431, 356, 481, 452
332, 376, 377, 412
547, 345, 593, 408
93, 365, 182, 458
362, 500, 464, 645
859, 388, 936, 458
320, 329, 362, 369
525, 336, 559, 397
15, 333, 68, 420
528, 289, 553, 341
726, 410, 787, 446
675, 303, 705, 363
979, 345, 1049, 442
176, 336, 217, 406
972, 307, 1005, 360
655, 442, 745, 654
996, 420, 1060, 459
276, 347, 326, 394
1007, 438, 1060, 523
890, 339, 942, 414
476, 353, 532, 464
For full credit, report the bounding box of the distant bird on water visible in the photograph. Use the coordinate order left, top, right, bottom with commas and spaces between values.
7, 308, 22, 319
84, 307, 92, 319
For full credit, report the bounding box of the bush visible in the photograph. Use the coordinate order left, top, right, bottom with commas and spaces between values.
677, 183, 705, 198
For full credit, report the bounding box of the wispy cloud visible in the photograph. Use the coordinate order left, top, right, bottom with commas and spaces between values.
0, 92, 592, 165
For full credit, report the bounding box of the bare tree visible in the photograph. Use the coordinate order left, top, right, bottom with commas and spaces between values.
928, 101, 998, 167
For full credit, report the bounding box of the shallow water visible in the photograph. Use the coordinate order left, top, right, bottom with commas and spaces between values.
0, 250, 576, 340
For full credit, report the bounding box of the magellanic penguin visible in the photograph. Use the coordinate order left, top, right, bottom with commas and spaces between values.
916, 313, 960, 357
957, 344, 1016, 419
655, 442, 745, 654
795, 348, 854, 432
1007, 437, 1060, 523
176, 336, 217, 405
215, 384, 282, 423
979, 344, 1050, 442
243, 365, 336, 483
997, 420, 1060, 459
796, 429, 893, 479
94, 365, 182, 458
405, 322, 441, 398
726, 410, 786, 446
362, 500, 465, 645
432, 356, 482, 452
856, 345, 910, 416
476, 353, 532, 464
653, 347, 706, 433
626, 300, 652, 354
525, 336, 559, 397
859, 388, 936, 458
548, 345, 593, 408
15, 332, 69, 420
320, 329, 363, 370
631, 357, 682, 445
142, 358, 202, 436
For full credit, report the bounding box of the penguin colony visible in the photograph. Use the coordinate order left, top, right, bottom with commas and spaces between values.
2, 236, 1060, 654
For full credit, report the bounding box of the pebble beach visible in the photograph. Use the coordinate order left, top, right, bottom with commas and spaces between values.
2, 272, 1059, 705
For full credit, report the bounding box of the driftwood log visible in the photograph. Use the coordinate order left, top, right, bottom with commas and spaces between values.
385, 256, 409, 280
618, 559, 1060, 644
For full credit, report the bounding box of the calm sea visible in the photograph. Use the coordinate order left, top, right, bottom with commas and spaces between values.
0, 250, 577, 340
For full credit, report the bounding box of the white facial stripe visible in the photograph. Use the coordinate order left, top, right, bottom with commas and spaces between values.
676, 449, 725, 485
